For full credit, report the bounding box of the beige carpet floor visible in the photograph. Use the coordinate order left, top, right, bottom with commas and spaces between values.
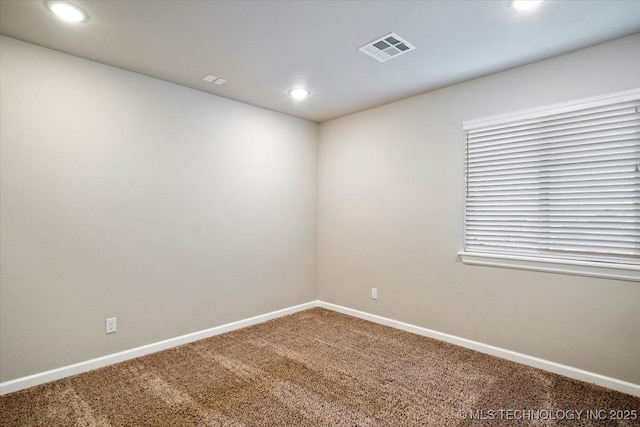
0, 308, 638, 426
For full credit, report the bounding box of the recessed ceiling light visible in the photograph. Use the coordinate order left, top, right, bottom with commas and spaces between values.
46, 1, 88, 23
289, 88, 310, 100
511, 0, 544, 11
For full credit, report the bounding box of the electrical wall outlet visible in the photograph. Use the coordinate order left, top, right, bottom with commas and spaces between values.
106, 317, 117, 334
371, 287, 378, 300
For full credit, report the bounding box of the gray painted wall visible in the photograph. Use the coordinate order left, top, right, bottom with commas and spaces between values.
318, 34, 640, 384
0, 36, 318, 382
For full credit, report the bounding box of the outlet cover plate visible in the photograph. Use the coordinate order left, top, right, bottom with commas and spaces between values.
106, 317, 117, 334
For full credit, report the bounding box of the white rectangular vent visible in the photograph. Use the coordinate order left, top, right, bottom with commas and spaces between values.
359, 32, 416, 63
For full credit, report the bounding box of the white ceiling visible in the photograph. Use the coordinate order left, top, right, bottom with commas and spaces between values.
1, 0, 639, 122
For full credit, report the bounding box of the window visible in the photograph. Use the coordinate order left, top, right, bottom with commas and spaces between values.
460, 89, 640, 281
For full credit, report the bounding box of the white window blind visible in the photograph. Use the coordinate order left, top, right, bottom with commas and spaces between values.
463, 89, 640, 267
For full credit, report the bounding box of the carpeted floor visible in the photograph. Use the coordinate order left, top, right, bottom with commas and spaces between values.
0, 308, 638, 426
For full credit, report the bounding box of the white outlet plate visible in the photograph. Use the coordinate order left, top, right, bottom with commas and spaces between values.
371, 287, 378, 300
106, 317, 117, 334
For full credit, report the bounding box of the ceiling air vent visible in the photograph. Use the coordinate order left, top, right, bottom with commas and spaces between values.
359, 32, 415, 63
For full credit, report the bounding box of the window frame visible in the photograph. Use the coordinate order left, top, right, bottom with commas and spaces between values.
459, 89, 640, 282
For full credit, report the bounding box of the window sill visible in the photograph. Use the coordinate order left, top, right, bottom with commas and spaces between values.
457, 251, 640, 282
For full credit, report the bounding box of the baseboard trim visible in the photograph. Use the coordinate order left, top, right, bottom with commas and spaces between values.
3, 300, 639, 398
317, 301, 640, 397
0, 301, 316, 396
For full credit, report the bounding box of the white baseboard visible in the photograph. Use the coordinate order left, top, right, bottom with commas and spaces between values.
317, 301, 640, 397
3, 299, 638, 398
0, 301, 316, 396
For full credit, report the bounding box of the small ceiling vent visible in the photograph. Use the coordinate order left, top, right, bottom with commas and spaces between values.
359, 32, 416, 63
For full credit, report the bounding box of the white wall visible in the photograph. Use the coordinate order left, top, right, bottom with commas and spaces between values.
318, 34, 640, 384
0, 36, 318, 382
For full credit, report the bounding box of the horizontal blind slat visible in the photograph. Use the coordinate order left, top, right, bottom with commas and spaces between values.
469, 153, 639, 174
468, 117, 639, 147
469, 149, 639, 171
468, 160, 638, 178
469, 167, 637, 183
469, 174, 638, 189
468, 138, 639, 163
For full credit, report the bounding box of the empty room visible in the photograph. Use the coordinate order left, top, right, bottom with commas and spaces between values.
1, 0, 639, 425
